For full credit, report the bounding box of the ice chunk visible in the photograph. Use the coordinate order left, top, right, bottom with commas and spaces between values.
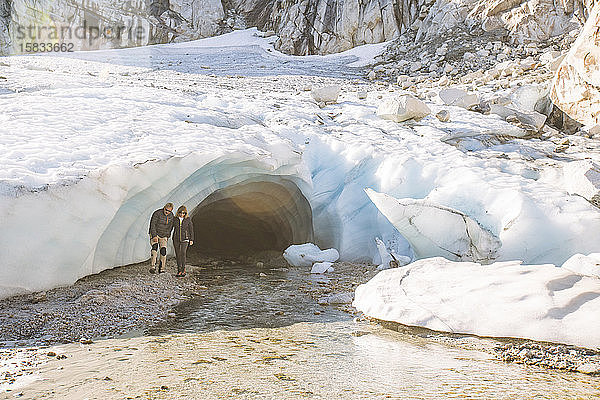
311, 262, 334, 274
353, 257, 600, 349
561, 254, 600, 279
366, 189, 501, 263
375, 237, 411, 270
283, 243, 340, 267
311, 85, 341, 104
377, 94, 431, 122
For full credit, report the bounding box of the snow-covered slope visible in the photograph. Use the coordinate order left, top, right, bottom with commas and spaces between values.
2, 30, 600, 297
354, 257, 600, 349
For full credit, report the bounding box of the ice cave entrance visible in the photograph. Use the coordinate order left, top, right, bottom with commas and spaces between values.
190, 180, 314, 255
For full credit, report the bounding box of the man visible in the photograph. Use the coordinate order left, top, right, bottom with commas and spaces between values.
148, 202, 175, 273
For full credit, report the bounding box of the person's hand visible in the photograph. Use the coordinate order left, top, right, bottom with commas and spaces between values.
151, 236, 158, 243
189, 241, 193, 246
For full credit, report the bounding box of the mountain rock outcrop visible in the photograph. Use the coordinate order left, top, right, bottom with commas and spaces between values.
551, 2, 600, 127
268, 0, 424, 55
416, 0, 594, 45
0, 0, 597, 56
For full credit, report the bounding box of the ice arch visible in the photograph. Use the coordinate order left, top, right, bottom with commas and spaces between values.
93, 153, 313, 268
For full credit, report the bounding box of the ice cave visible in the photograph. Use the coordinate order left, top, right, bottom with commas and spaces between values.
190, 179, 314, 255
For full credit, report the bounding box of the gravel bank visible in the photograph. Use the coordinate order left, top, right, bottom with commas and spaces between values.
0, 259, 201, 347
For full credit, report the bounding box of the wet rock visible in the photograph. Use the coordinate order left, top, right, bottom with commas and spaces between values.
31, 291, 47, 304
318, 292, 354, 305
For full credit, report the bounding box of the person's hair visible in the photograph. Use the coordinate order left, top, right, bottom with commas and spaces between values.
176, 205, 188, 216
164, 202, 174, 210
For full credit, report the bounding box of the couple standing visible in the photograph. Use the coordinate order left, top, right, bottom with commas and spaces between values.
148, 202, 194, 277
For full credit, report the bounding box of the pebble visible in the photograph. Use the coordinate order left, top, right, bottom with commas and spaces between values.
436, 110, 450, 122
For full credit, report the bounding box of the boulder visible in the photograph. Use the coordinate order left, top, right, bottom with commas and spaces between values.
438, 88, 479, 109
511, 85, 548, 113
377, 94, 431, 122
551, 3, 600, 127
311, 85, 341, 104
490, 104, 547, 131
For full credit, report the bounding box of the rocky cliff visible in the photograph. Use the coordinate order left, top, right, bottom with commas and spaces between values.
551, 2, 600, 127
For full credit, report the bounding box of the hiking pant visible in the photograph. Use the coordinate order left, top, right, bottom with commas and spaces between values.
150, 236, 169, 268
174, 240, 189, 274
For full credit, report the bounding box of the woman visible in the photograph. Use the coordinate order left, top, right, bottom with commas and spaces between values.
172, 205, 194, 277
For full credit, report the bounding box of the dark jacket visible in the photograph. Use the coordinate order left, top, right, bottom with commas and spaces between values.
149, 208, 174, 238
173, 216, 194, 243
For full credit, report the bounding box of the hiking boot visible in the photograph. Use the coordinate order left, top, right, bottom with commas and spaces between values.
157, 261, 163, 274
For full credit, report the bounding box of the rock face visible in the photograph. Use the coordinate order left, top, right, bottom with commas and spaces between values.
1, 0, 597, 56
269, 0, 423, 55
551, 3, 600, 127
0, 0, 8, 55
2, 0, 227, 53
0, 0, 428, 55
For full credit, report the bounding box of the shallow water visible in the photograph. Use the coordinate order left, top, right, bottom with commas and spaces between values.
148, 263, 348, 335
12, 263, 599, 399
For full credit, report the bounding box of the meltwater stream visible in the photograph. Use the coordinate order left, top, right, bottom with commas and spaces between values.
135, 262, 600, 399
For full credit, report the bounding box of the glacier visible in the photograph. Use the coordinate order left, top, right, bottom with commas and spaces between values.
2, 29, 600, 300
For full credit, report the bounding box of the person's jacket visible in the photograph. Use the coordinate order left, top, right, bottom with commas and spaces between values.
149, 209, 174, 238
173, 216, 194, 243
